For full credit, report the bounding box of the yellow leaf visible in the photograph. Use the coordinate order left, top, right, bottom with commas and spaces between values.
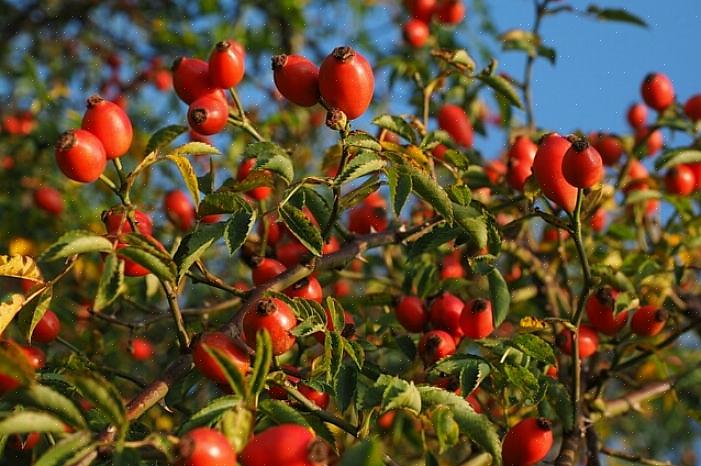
8, 237, 37, 257
0, 255, 43, 282
519, 316, 548, 330
0, 294, 26, 335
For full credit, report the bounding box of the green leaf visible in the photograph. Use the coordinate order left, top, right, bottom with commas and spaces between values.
0, 411, 66, 435
164, 154, 200, 206
178, 396, 242, 435
453, 205, 488, 249
258, 399, 310, 427
419, 387, 501, 465
204, 346, 248, 398
326, 297, 347, 338
487, 268, 510, 326
247, 142, 294, 183
339, 438, 384, 466
199, 191, 249, 215
339, 175, 383, 210
225, 207, 256, 256
39, 231, 113, 262
625, 189, 661, 206
509, 334, 555, 364
171, 141, 220, 158
446, 185, 472, 206
334, 363, 358, 412
93, 253, 124, 312
407, 224, 459, 259
460, 362, 491, 397
0, 342, 34, 386
411, 170, 453, 223
145, 125, 188, 155
18, 286, 52, 343
302, 188, 332, 230
372, 114, 417, 144
67, 371, 126, 429
220, 403, 253, 453
346, 131, 382, 152
586, 5, 648, 27
7, 384, 87, 429
249, 331, 273, 398
326, 332, 344, 383
503, 363, 540, 396
34, 432, 94, 466
542, 376, 574, 430
386, 164, 412, 217
118, 246, 176, 282
654, 149, 701, 170
377, 375, 421, 415
478, 74, 523, 109
173, 222, 225, 278
335, 152, 387, 186
433, 406, 460, 453
279, 203, 323, 256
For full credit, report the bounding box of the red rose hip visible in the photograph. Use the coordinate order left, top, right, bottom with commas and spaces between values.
172, 57, 219, 104
34, 187, 64, 215
665, 164, 696, 195
395, 296, 428, 332
532, 133, 577, 212
32, 310, 61, 343
318, 46, 374, 120
403, 19, 430, 48
81, 95, 133, 159
55, 129, 107, 183
585, 288, 628, 336
188, 94, 228, 135
641, 72, 675, 111
502, 417, 553, 466
192, 332, 250, 384
208, 40, 245, 89
240, 424, 332, 466
460, 298, 494, 339
562, 137, 604, 189
631, 305, 667, 337
272, 54, 320, 107
242, 298, 297, 355
419, 330, 456, 365
179, 427, 236, 466
438, 104, 473, 148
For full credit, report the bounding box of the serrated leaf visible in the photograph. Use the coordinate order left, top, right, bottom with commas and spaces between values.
199, 191, 249, 216
386, 164, 412, 217
93, 254, 124, 312
407, 225, 459, 258
478, 74, 523, 109
39, 231, 113, 262
67, 371, 126, 429
145, 125, 188, 155
174, 223, 225, 278
382, 377, 421, 415
0, 294, 26, 337
249, 331, 273, 398
542, 376, 574, 430
446, 185, 472, 206
0, 411, 66, 435
0, 255, 42, 282
204, 346, 248, 398
372, 114, 417, 144
326, 332, 344, 383
453, 205, 488, 248
419, 387, 501, 464
326, 297, 346, 338
34, 432, 94, 466
7, 384, 86, 429
334, 363, 358, 412
433, 406, 460, 453
118, 246, 175, 282
335, 152, 386, 186
302, 188, 332, 230
339, 175, 382, 210
487, 268, 510, 326
509, 334, 555, 364
164, 154, 200, 206
411, 170, 453, 223
19, 286, 52, 343
178, 396, 242, 434
586, 5, 647, 27
246, 142, 294, 183
170, 141, 220, 158
220, 403, 253, 452
258, 399, 310, 427
225, 208, 256, 255
279, 203, 323, 256
339, 439, 384, 466
346, 131, 382, 152
654, 149, 701, 170
503, 363, 540, 395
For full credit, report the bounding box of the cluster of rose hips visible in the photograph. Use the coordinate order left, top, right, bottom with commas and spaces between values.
402, 0, 467, 48
1, 110, 35, 137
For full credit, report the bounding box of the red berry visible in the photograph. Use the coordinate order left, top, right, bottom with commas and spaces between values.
532, 133, 577, 212
438, 104, 473, 148
103, 208, 153, 236
484, 159, 506, 184
591, 133, 624, 166
641, 72, 675, 111
130, 338, 154, 361
348, 196, 388, 234
299, 384, 330, 409
208, 40, 245, 89
81, 95, 133, 159
684, 94, 701, 121
34, 187, 64, 215
115, 236, 166, 277
272, 55, 320, 107
407, 0, 437, 22
396, 296, 428, 332
665, 164, 696, 195
557, 325, 599, 359
508, 135, 537, 162
285, 276, 323, 303
237, 158, 272, 201
432, 143, 448, 160
32, 310, 61, 343
687, 162, 701, 191
634, 127, 663, 155
590, 208, 606, 233
188, 95, 228, 135
562, 137, 604, 189
251, 257, 287, 286
505, 137, 536, 191
502, 417, 553, 466
377, 410, 396, 430
55, 129, 107, 183
333, 279, 352, 298
164, 190, 196, 231
192, 332, 250, 384
318, 46, 374, 120
243, 298, 297, 355
172, 57, 220, 104
200, 214, 221, 224
8, 432, 41, 451
153, 69, 173, 91
586, 288, 628, 336
460, 298, 494, 339
0, 345, 44, 395
322, 236, 340, 255
627, 103, 648, 129
179, 427, 236, 466
240, 424, 330, 466
403, 19, 430, 48
429, 292, 464, 340
631, 305, 667, 337
436, 0, 466, 25
275, 240, 308, 268
419, 330, 456, 365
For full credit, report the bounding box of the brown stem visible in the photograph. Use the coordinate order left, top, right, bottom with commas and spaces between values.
600, 447, 673, 466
